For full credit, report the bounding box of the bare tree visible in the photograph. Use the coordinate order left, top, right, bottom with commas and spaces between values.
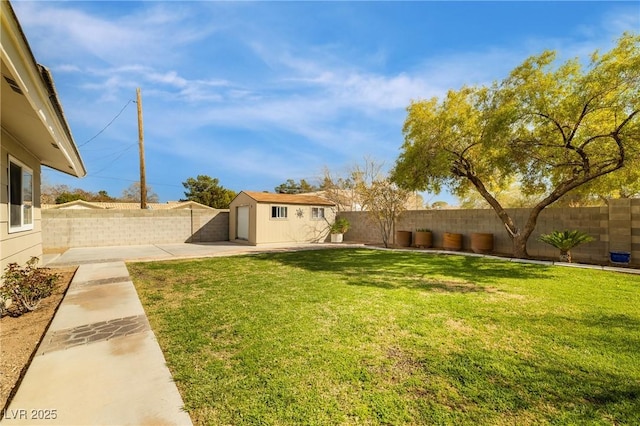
353, 159, 410, 247
121, 182, 159, 203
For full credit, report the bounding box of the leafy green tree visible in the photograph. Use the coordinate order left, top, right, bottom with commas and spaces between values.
561, 164, 640, 205
393, 33, 640, 258
42, 183, 71, 204
458, 177, 543, 209
95, 190, 116, 202
55, 191, 84, 204
182, 175, 236, 208
274, 179, 318, 194
46, 184, 117, 204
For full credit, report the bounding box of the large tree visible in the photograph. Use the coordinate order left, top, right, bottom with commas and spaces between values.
274, 179, 318, 194
563, 164, 640, 205
43, 184, 117, 204
182, 175, 236, 208
393, 33, 640, 258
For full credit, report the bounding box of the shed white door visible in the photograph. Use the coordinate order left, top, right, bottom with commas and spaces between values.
237, 206, 249, 240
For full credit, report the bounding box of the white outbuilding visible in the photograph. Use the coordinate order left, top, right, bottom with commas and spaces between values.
229, 191, 336, 245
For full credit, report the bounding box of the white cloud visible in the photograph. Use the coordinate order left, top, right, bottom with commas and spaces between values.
148, 71, 188, 88
12, 2, 217, 67
22, 1, 639, 202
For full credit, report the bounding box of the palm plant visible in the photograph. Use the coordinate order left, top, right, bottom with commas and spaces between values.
330, 217, 350, 234
538, 230, 594, 263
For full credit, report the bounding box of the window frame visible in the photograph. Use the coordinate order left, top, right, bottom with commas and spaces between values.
8, 156, 34, 233
311, 207, 325, 220
271, 205, 288, 219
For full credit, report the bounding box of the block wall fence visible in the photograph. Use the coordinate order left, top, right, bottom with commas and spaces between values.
340, 198, 640, 266
41, 199, 639, 267
42, 209, 229, 251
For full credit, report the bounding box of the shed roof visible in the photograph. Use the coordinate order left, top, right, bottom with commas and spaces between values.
241, 191, 335, 206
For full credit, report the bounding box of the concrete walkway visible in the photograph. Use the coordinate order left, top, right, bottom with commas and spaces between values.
2, 242, 347, 425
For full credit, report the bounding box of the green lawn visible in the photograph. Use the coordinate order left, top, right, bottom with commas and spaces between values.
129, 248, 640, 425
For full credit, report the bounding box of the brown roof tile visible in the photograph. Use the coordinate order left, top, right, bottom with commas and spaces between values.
242, 191, 335, 206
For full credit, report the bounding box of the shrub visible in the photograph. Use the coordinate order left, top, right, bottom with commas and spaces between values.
330, 217, 350, 234
538, 230, 594, 263
0, 257, 59, 317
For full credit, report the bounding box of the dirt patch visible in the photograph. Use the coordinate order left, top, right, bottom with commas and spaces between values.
0, 267, 76, 411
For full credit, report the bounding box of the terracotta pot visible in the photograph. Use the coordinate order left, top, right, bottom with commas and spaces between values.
395, 230, 412, 247
443, 232, 462, 251
471, 232, 493, 254
414, 231, 433, 248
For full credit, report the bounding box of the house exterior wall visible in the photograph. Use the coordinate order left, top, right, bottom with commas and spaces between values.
42, 209, 229, 251
229, 192, 335, 245
341, 199, 638, 266
1, 129, 43, 271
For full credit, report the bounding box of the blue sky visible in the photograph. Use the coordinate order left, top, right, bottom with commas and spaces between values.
12, 1, 640, 205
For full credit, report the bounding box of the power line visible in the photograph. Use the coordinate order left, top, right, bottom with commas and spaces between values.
89, 143, 138, 175
78, 100, 133, 147
89, 174, 184, 188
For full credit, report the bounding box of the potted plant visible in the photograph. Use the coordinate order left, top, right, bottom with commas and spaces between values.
330, 217, 350, 243
414, 228, 433, 248
538, 230, 594, 263
471, 232, 493, 254
395, 230, 412, 247
443, 232, 463, 251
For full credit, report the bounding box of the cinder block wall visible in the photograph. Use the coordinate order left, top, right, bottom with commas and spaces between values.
341, 199, 637, 266
42, 209, 229, 251
41, 201, 639, 267
632, 199, 640, 263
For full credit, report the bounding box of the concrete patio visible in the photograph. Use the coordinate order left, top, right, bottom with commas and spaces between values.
3, 242, 353, 425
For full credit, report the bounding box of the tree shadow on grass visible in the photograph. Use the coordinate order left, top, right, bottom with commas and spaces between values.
438, 349, 640, 423
255, 248, 550, 292
518, 311, 640, 359
528, 361, 640, 423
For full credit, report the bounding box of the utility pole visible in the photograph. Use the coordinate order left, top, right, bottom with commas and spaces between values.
136, 87, 147, 209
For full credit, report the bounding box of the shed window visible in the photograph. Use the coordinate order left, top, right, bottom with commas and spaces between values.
9, 157, 34, 233
311, 207, 325, 219
271, 206, 288, 219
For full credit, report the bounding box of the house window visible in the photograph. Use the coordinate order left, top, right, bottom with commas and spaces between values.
311, 207, 325, 219
271, 206, 288, 219
8, 157, 34, 232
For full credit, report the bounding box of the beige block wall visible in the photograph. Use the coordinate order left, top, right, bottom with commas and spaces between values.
631, 199, 640, 263
42, 209, 229, 250
34, 199, 640, 267
342, 200, 635, 266
1, 129, 43, 271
